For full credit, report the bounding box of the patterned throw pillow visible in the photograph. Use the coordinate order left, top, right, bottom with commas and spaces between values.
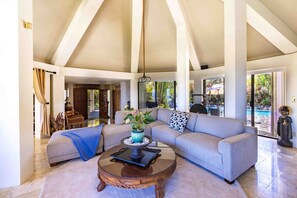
168, 111, 190, 132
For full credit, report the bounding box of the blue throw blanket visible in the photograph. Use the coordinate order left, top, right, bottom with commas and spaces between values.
62, 123, 104, 161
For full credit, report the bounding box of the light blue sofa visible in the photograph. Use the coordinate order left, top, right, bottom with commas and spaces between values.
103, 108, 258, 183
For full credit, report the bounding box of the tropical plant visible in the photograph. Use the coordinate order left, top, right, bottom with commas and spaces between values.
124, 110, 155, 131
246, 73, 272, 108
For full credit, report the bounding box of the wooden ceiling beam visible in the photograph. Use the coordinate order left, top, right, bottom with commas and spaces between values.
50, 0, 104, 66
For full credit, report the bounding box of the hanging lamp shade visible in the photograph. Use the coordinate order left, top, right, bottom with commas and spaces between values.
138, 0, 151, 83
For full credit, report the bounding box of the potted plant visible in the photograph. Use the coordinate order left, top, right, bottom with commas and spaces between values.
124, 110, 155, 143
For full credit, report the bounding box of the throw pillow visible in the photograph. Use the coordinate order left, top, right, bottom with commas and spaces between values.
168, 111, 189, 132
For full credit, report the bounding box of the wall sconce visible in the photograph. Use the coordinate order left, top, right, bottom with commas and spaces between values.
23, 21, 32, 29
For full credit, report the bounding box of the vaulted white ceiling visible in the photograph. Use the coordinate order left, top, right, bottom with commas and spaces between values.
33, 0, 297, 73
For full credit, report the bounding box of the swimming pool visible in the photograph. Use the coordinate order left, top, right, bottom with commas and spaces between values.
246, 109, 271, 117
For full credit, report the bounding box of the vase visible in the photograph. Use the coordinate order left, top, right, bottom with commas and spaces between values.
131, 130, 144, 143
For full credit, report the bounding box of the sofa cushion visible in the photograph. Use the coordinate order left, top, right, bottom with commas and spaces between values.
186, 112, 198, 131
168, 111, 189, 132
139, 108, 158, 120
102, 124, 132, 149
157, 108, 172, 123
194, 114, 244, 139
176, 133, 223, 169
152, 124, 189, 146
147, 120, 166, 128
115, 110, 132, 125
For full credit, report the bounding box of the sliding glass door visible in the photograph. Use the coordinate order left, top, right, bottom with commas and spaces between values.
247, 71, 284, 138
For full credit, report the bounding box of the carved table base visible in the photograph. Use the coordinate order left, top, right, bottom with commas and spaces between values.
97, 162, 176, 197
97, 176, 106, 192
97, 144, 176, 198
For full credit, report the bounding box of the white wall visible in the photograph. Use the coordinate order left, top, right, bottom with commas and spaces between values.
53, 74, 65, 118
130, 79, 138, 109
120, 81, 127, 110
0, 0, 34, 187
66, 83, 74, 106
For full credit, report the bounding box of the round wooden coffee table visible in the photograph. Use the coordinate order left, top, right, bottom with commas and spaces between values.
97, 142, 176, 198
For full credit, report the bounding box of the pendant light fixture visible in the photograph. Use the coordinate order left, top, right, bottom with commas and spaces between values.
138, 0, 151, 83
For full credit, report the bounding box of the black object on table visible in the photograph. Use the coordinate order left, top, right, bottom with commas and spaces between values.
110, 148, 161, 167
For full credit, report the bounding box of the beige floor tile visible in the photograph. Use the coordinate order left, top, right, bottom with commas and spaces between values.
239, 137, 297, 198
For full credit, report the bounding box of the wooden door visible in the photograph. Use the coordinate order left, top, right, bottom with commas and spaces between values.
113, 90, 121, 117
74, 88, 87, 119
99, 90, 109, 119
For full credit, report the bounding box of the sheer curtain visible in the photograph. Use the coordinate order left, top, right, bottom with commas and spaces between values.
33, 68, 50, 136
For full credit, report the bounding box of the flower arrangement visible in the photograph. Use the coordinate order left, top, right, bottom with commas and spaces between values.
124, 110, 155, 131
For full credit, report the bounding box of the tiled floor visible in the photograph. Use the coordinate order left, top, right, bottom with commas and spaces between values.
238, 137, 297, 198
0, 136, 297, 198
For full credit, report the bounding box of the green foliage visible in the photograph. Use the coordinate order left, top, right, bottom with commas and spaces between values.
145, 81, 175, 109
247, 74, 272, 108
124, 110, 155, 131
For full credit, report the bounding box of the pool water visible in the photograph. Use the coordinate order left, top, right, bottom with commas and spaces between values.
246, 109, 271, 116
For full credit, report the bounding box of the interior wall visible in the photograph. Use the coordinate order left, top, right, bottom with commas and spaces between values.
53, 74, 65, 118
0, 0, 34, 188
65, 83, 74, 106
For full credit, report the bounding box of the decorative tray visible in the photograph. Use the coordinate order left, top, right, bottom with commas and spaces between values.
110, 147, 161, 167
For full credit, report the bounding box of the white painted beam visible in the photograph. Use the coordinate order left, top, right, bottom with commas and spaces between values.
221, 0, 297, 54
34, 61, 135, 80
176, 26, 190, 111
246, 0, 297, 54
166, 0, 190, 111
131, 0, 143, 73
166, 0, 200, 70
224, 0, 247, 121
34, 61, 61, 74
62, 67, 135, 80
51, 0, 104, 66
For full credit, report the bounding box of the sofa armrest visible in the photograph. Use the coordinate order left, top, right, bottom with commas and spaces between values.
243, 125, 257, 135
218, 132, 257, 181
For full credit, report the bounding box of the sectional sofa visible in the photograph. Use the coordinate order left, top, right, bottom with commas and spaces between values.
47, 107, 257, 183
103, 108, 258, 183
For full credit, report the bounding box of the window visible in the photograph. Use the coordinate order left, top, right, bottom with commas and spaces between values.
202, 78, 225, 116
138, 81, 176, 110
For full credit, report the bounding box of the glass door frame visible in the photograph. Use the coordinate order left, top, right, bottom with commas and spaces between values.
247, 70, 283, 140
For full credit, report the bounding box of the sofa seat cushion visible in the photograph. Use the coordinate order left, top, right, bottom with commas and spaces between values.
195, 114, 244, 139
176, 132, 223, 169
152, 125, 189, 147
47, 129, 103, 164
